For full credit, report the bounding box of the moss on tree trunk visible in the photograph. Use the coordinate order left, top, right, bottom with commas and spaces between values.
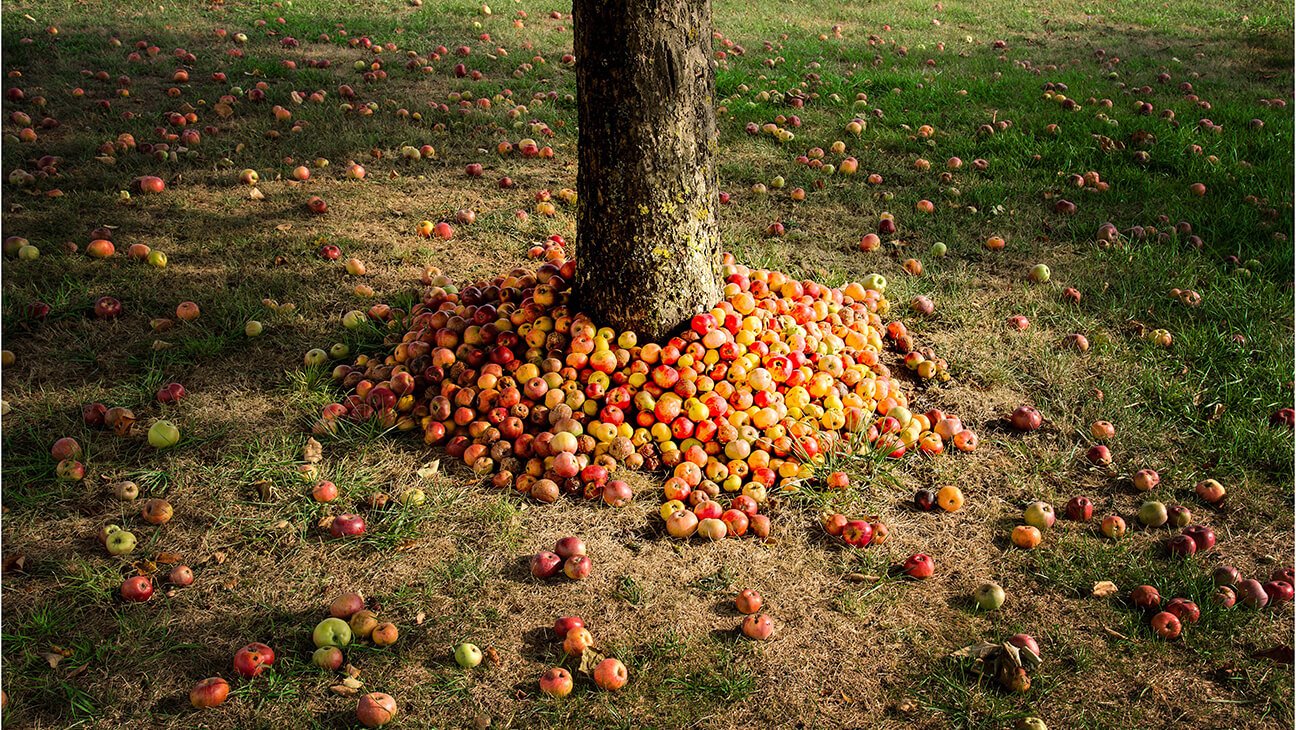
572, 0, 721, 343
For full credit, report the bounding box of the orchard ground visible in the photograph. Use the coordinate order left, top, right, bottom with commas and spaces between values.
1, 0, 1294, 728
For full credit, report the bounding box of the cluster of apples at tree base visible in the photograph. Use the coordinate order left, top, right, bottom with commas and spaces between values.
313, 252, 974, 548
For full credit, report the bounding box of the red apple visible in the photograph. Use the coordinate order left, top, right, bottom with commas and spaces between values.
903, 554, 934, 579
842, 520, 873, 547
1007, 633, 1040, 657
736, 589, 762, 614
539, 668, 573, 697
190, 677, 230, 709
233, 642, 275, 678
1010, 405, 1042, 431
553, 616, 584, 639
1150, 611, 1182, 639
1164, 598, 1200, 624
1130, 585, 1161, 610
593, 658, 628, 691
563, 554, 591, 580
741, 613, 774, 640
357, 692, 397, 727
330, 514, 366, 538
1238, 579, 1269, 609
1183, 525, 1215, 551
331, 592, 365, 619
530, 550, 563, 579
1064, 496, 1094, 521
120, 575, 153, 602
554, 536, 586, 559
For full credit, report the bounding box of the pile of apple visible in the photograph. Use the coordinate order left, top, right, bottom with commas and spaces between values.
315, 251, 975, 543
529, 536, 592, 581
542, 615, 629, 697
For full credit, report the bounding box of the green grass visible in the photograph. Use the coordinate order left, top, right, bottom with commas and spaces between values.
0, 0, 1292, 727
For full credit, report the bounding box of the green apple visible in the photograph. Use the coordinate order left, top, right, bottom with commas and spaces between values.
973, 582, 1005, 610
18, 245, 39, 260
1029, 264, 1051, 283
342, 310, 367, 329
313, 617, 353, 649
329, 343, 350, 360
304, 349, 329, 367
244, 320, 263, 337
148, 420, 180, 449
106, 530, 137, 555
398, 489, 426, 507
454, 643, 483, 668
930, 241, 947, 257
1138, 500, 1168, 527
147, 250, 167, 268
1023, 501, 1055, 530
861, 273, 887, 293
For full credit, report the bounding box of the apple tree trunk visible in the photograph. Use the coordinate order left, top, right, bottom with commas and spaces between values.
572, 0, 721, 343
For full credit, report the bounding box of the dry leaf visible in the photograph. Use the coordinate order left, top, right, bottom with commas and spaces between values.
344, 663, 361, 679
342, 676, 364, 689
274, 223, 292, 232
211, 551, 228, 565
576, 647, 606, 676
135, 560, 157, 575
154, 552, 181, 564
3, 554, 27, 573
41, 652, 64, 669
395, 540, 418, 553
222, 579, 237, 591
272, 520, 291, 529
415, 611, 425, 625
151, 340, 174, 351
302, 437, 323, 463
416, 460, 441, 479
66, 664, 88, 679
318, 515, 336, 530
330, 685, 359, 698
249, 187, 265, 201
1092, 580, 1119, 598
214, 103, 233, 119
253, 480, 272, 502
485, 647, 500, 667
1254, 646, 1294, 664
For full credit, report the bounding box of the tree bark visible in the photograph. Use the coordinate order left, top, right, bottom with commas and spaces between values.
572, 0, 721, 343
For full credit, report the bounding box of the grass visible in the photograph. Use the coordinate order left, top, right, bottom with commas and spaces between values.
1, 0, 1293, 727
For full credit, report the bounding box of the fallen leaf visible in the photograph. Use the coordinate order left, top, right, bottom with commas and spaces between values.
576, 647, 606, 676
1092, 580, 1119, 598
415, 611, 425, 625
485, 647, 500, 667
249, 187, 265, 200
342, 676, 363, 690
275, 223, 292, 232
3, 554, 27, 573
330, 685, 359, 698
318, 515, 336, 530
135, 560, 157, 575
214, 103, 233, 119
66, 664, 88, 679
395, 540, 418, 553
41, 652, 64, 669
272, 520, 291, 529
154, 552, 182, 564
151, 340, 174, 351
302, 437, 323, 463
344, 663, 361, 679
211, 551, 228, 565
1253, 646, 1294, 664
415, 460, 441, 479
253, 480, 272, 502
